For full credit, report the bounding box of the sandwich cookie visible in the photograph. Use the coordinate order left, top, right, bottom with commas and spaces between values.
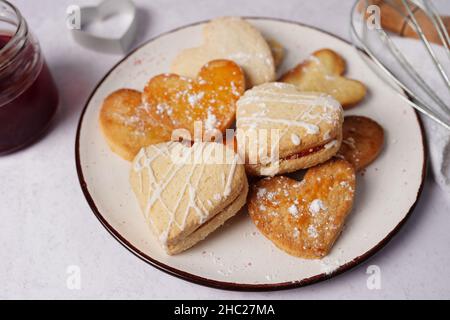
130, 141, 248, 255
236, 82, 344, 176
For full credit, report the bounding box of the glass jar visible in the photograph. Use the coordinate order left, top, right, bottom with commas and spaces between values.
0, 0, 58, 154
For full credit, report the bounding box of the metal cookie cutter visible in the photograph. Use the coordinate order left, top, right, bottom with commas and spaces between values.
70, 0, 137, 54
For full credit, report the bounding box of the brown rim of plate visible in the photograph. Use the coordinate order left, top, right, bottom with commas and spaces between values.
75, 17, 427, 292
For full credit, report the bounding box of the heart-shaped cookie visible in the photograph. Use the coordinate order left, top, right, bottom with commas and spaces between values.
144, 59, 245, 138
99, 89, 172, 161
280, 49, 366, 109
130, 141, 248, 255
248, 159, 356, 258
337, 116, 384, 171
171, 17, 275, 87
236, 82, 343, 176
100, 60, 245, 161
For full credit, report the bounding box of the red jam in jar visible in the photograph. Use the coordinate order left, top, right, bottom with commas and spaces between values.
0, 34, 10, 48
0, 1, 59, 154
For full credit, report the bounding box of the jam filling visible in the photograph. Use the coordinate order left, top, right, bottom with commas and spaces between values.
281, 141, 332, 161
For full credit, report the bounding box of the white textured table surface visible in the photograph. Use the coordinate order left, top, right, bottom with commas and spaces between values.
1, 0, 449, 299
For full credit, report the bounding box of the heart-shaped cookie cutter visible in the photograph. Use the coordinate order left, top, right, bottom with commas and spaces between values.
71, 0, 137, 54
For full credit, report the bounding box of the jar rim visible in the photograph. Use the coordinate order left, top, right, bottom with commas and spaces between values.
0, 0, 25, 56
0, 0, 29, 71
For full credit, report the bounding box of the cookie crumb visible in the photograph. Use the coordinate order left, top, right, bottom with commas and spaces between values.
307, 225, 319, 238
290, 133, 301, 146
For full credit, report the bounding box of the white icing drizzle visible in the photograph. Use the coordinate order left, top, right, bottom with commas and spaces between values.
238, 86, 341, 108
237, 87, 341, 137
133, 142, 239, 247
220, 172, 226, 188
237, 116, 319, 134
172, 146, 209, 228
238, 90, 340, 111
236, 85, 343, 172
223, 155, 239, 198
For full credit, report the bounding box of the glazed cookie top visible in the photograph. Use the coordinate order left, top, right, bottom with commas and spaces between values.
144, 59, 245, 138
130, 141, 247, 249
99, 89, 173, 161
236, 82, 343, 162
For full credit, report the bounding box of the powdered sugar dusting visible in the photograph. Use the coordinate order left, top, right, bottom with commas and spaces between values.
256, 187, 267, 199
187, 92, 204, 107
288, 204, 299, 218
307, 225, 319, 238
309, 199, 327, 216
204, 108, 218, 131
320, 257, 341, 275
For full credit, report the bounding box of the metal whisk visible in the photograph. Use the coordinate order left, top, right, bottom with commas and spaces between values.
350, 0, 450, 130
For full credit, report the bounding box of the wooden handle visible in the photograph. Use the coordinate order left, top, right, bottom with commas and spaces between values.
358, 0, 450, 45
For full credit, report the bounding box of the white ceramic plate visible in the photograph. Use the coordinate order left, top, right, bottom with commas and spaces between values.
76, 18, 425, 290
